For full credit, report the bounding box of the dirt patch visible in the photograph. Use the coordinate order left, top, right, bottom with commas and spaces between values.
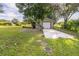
20, 28, 40, 32
36, 39, 53, 55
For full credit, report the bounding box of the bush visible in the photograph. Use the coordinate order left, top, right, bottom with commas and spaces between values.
66, 20, 79, 32
22, 25, 27, 28
0, 22, 12, 26
22, 25, 32, 28
55, 20, 79, 33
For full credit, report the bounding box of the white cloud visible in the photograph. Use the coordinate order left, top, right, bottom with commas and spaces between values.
0, 3, 23, 21
70, 12, 79, 20
7, 3, 19, 10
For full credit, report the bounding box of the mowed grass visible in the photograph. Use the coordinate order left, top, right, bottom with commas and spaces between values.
46, 38, 79, 56
0, 26, 79, 56
0, 26, 47, 56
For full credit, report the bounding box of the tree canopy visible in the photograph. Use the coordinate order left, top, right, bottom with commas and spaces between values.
58, 3, 79, 28
16, 3, 79, 29
16, 3, 53, 23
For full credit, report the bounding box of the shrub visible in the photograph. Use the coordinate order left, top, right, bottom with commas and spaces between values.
66, 20, 79, 32
55, 20, 79, 33
0, 22, 12, 26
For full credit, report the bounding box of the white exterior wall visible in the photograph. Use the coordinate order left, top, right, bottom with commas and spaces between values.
43, 22, 51, 29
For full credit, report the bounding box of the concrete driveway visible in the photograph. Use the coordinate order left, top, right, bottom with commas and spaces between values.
43, 29, 74, 39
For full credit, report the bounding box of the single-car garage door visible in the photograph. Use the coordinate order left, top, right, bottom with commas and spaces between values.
43, 22, 51, 29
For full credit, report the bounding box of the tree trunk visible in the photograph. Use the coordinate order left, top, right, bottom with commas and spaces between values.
36, 22, 43, 32
64, 18, 67, 29
52, 19, 56, 29
50, 21, 53, 29
38, 23, 43, 31
31, 22, 36, 29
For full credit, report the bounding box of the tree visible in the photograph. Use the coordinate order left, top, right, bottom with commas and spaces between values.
47, 3, 79, 29
12, 18, 19, 26
58, 3, 79, 28
16, 3, 53, 29
48, 4, 61, 28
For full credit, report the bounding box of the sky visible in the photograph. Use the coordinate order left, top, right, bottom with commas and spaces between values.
0, 3, 79, 22
0, 3, 24, 21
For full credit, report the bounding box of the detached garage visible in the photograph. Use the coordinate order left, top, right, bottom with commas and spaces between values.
43, 18, 53, 29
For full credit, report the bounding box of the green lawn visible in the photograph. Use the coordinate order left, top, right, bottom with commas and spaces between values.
46, 38, 79, 56
0, 26, 46, 56
0, 26, 79, 56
